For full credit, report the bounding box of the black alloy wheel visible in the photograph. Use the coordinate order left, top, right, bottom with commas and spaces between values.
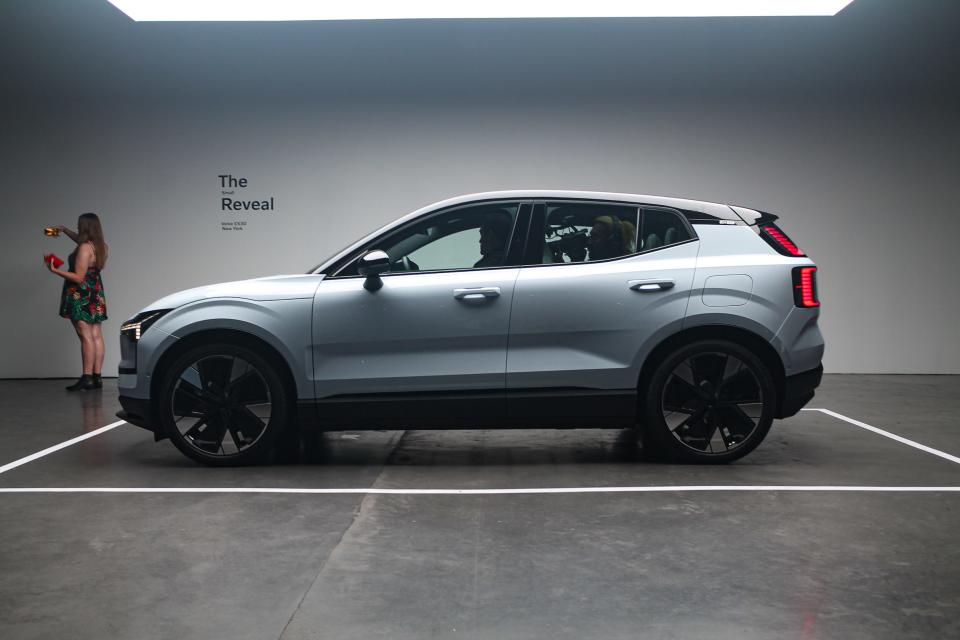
643, 340, 776, 463
159, 343, 291, 466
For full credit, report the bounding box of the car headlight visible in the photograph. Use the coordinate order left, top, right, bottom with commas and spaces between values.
120, 309, 171, 341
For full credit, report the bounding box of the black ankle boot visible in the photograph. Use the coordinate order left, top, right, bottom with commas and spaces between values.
65, 375, 96, 391
92, 374, 103, 389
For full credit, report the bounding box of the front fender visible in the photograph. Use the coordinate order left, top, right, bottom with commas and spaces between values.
144, 297, 313, 399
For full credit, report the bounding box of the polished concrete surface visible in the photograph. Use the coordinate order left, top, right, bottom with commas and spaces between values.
0, 376, 958, 639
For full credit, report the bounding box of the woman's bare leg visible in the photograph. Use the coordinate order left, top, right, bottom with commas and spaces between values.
75, 321, 95, 375
71, 320, 85, 373
91, 322, 105, 375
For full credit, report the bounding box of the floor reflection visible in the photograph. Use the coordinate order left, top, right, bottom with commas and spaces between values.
271, 428, 652, 467
79, 389, 106, 434
76, 388, 114, 466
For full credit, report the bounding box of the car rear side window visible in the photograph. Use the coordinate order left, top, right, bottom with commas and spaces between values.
538, 203, 640, 264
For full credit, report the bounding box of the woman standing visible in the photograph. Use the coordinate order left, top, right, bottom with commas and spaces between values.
46, 213, 109, 391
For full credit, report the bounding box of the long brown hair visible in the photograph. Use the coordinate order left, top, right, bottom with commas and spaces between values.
77, 212, 108, 268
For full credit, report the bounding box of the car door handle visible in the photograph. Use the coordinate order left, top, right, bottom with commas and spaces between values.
629, 279, 675, 292
454, 287, 501, 300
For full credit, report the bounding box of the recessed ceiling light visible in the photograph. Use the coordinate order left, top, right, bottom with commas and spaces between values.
108, 0, 856, 22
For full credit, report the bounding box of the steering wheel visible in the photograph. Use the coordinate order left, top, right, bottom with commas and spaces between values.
401, 256, 420, 272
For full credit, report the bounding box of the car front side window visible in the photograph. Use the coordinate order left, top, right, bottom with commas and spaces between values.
336, 202, 521, 277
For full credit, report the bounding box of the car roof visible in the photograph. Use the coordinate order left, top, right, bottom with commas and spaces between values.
414, 190, 738, 219
313, 190, 743, 273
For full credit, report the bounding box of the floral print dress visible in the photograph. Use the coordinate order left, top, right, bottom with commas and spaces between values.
59, 245, 107, 323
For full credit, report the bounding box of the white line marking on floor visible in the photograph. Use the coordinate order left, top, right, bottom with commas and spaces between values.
802, 408, 960, 466
2, 406, 958, 495
0, 486, 958, 495
0, 420, 127, 475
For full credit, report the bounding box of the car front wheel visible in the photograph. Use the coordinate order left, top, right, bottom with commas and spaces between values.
642, 339, 776, 463
158, 343, 291, 466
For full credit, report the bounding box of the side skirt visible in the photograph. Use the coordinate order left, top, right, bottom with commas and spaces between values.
297, 388, 638, 431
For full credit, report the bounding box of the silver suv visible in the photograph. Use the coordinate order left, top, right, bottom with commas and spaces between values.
117, 191, 823, 466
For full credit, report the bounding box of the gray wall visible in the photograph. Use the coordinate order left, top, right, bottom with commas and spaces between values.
2, 0, 958, 377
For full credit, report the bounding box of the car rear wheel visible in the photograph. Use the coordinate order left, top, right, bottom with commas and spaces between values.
158, 343, 291, 466
642, 339, 776, 463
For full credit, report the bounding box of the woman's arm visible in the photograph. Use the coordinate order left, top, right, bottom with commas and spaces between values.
47, 243, 91, 285
57, 225, 79, 243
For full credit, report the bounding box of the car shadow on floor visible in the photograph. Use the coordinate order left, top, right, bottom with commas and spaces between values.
286, 428, 658, 467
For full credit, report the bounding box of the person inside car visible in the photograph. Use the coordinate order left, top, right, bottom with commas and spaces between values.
588, 215, 626, 261
473, 213, 512, 268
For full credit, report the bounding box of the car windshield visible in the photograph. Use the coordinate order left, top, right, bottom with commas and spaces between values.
307, 227, 387, 274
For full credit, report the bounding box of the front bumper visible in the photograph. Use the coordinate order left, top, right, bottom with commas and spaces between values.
117, 395, 164, 440
776, 364, 823, 419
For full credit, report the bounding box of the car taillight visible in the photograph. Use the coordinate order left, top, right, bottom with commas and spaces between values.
760, 224, 805, 257
792, 266, 819, 307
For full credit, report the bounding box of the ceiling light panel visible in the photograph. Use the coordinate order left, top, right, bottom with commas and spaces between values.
108, 0, 856, 22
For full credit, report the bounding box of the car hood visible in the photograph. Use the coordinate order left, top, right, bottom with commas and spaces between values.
142, 274, 325, 312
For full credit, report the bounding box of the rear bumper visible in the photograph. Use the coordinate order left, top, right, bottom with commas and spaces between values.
776, 364, 823, 419
117, 395, 163, 440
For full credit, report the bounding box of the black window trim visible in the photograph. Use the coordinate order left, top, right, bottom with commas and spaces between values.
326, 199, 532, 279
518, 198, 698, 269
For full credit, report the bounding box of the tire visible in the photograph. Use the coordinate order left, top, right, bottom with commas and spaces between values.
157, 342, 292, 466
641, 339, 777, 464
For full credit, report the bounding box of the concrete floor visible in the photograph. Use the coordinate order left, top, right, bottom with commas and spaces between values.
0, 375, 958, 639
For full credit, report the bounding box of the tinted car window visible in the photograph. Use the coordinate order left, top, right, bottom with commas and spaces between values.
540, 203, 639, 264
641, 207, 691, 250
338, 202, 520, 276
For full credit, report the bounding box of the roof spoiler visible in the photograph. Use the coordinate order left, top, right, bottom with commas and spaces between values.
728, 205, 779, 226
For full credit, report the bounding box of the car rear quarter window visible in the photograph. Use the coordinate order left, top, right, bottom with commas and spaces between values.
641, 207, 692, 251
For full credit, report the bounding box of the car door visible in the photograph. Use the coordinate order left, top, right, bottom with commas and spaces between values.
505, 202, 699, 426
310, 201, 529, 427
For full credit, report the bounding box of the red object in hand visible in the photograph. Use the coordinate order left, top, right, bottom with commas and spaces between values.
44, 253, 64, 268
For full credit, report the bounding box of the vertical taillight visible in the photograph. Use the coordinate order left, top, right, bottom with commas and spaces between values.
792, 266, 819, 307
760, 224, 805, 257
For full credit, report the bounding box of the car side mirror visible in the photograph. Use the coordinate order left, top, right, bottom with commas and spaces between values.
358, 250, 390, 291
